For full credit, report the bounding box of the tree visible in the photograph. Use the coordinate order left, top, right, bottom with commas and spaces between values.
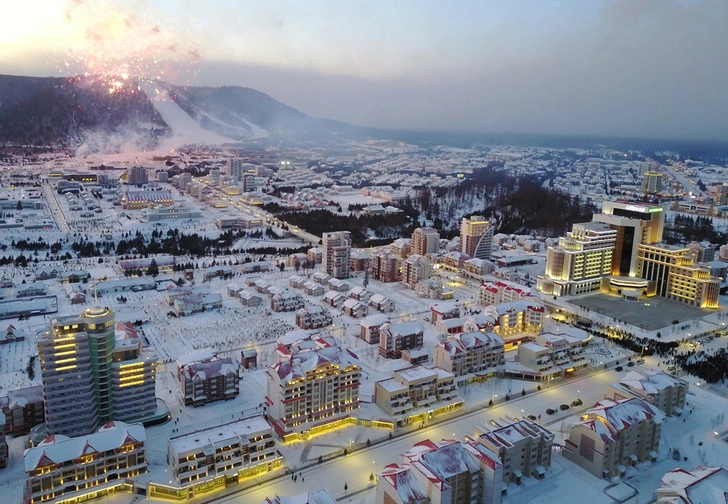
344, 483, 348, 492
363, 268, 369, 288
488, 399, 493, 408
16, 200, 22, 211
521, 388, 526, 397
369, 473, 375, 482
146, 258, 159, 277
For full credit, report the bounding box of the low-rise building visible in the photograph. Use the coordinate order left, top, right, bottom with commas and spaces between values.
479, 280, 535, 306
167, 415, 281, 488
0, 385, 44, 435
476, 418, 554, 484
295, 306, 333, 330
302, 280, 325, 297
349, 286, 373, 302
508, 331, 590, 380
23, 421, 147, 504
375, 366, 462, 427
174, 291, 223, 316
177, 351, 239, 407
239, 290, 263, 306
16, 282, 48, 298
429, 303, 460, 325
379, 321, 425, 359
328, 278, 350, 292
433, 331, 504, 380
608, 370, 688, 416
322, 290, 346, 308
271, 291, 305, 312
655, 466, 728, 504
484, 300, 545, 339
360, 314, 390, 344
563, 397, 664, 479
341, 298, 368, 318
369, 293, 395, 313
377, 439, 503, 504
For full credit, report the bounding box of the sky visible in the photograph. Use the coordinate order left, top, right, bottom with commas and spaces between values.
2, 0, 728, 141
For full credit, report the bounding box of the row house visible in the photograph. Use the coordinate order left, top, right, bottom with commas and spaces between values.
369, 293, 395, 313
341, 298, 368, 318
349, 286, 373, 302
379, 321, 425, 359
563, 398, 664, 479
328, 278, 350, 292
360, 314, 390, 344
322, 290, 346, 308
302, 280, 325, 297
374, 366, 461, 427
239, 290, 263, 307
288, 275, 307, 289
312, 272, 331, 285
433, 331, 505, 379
295, 306, 333, 330
271, 291, 305, 312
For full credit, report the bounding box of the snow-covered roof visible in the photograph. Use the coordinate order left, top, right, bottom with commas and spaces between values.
380, 464, 428, 502
24, 421, 145, 472
618, 370, 686, 396
403, 440, 481, 491
656, 466, 728, 504
584, 397, 665, 437
170, 415, 271, 457
360, 314, 390, 327
384, 321, 424, 337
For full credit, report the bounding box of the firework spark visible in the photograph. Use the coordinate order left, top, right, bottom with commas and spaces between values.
56, 0, 201, 94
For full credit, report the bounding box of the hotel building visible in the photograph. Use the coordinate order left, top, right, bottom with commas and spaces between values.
460, 216, 494, 260
176, 351, 239, 407
433, 331, 505, 379
37, 306, 158, 437
23, 421, 147, 504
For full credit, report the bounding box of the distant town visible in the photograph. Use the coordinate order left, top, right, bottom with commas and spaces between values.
0, 141, 726, 504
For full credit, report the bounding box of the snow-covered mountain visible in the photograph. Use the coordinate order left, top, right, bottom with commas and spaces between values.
0, 74, 375, 152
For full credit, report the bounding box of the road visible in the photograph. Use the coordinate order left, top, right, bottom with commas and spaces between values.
41, 183, 70, 233
209, 367, 623, 503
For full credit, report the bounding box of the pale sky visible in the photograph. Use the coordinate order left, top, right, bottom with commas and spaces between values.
2, 0, 728, 140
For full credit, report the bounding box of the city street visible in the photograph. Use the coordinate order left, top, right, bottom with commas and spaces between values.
209, 368, 622, 503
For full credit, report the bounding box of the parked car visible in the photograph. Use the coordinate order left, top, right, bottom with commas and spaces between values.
572, 398, 583, 407
672, 449, 681, 460
636, 359, 645, 364
546, 408, 557, 415
527, 415, 537, 421
627, 361, 635, 367
559, 404, 570, 411
615, 366, 624, 372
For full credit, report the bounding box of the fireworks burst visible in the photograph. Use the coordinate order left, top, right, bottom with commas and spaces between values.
56, 0, 201, 95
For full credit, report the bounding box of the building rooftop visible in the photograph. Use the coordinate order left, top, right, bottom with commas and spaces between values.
169, 415, 271, 456
656, 466, 728, 504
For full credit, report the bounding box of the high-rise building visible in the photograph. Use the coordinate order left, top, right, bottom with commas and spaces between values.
537, 222, 616, 296
410, 227, 440, 256
642, 172, 663, 194
229, 158, 244, 179
592, 200, 664, 277
402, 254, 432, 289
714, 182, 728, 205
37, 307, 159, 436
322, 231, 351, 279
127, 165, 148, 185
460, 216, 494, 260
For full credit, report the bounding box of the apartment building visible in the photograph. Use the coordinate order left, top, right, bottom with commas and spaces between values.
37, 306, 159, 437
177, 351, 239, 407
608, 370, 688, 416
375, 366, 461, 427
483, 300, 545, 339
479, 280, 536, 306
510, 331, 590, 380
563, 398, 664, 479
0, 385, 45, 435
266, 345, 360, 431
295, 306, 333, 330
23, 421, 147, 504
373, 250, 401, 282
462, 258, 495, 278
430, 303, 460, 325
379, 321, 425, 359
433, 331, 505, 379
167, 415, 281, 488
460, 216, 494, 260
477, 419, 554, 484
402, 254, 432, 289
411, 227, 440, 256
321, 231, 351, 279
377, 439, 503, 504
